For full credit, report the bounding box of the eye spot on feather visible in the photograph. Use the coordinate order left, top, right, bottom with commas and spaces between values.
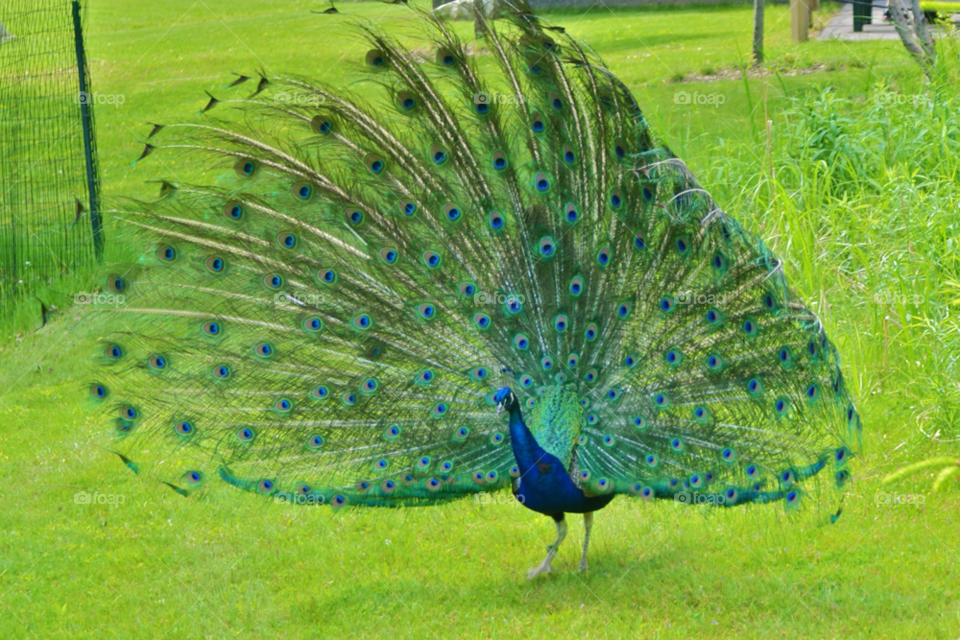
312, 386, 329, 400
351, 313, 373, 331
237, 428, 255, 442
185, 471, 203, 485
721, 448, 736, 463
531, 115, 545, 133
562, 145, 575, 163
778, 346, 794, 369
486, 210, 505, 230
654, 392, 669, 407
345, 209, 364, 225
706, 354, 723, 371
694, 406, 710, 423
90, 383, 108, 400
549, 93, 563, 110
292, 183, 313, 201
775, 397, 790, 416
383, 425, 401, 441
459, 283, 477, 298
747, 377, 762, 396
602, 435, 615, 447
690, 475, 703, 489
609, 189, 623, 209
205, 255, 226, 274
534, 172, 550, 192
514, 334, 529, 350
365, 49, 386, 67
633, 416, 646, 429
258, 480, 275, 494
561, 203, 580, 224
577, 435, 587, 446
664, 349, 682, 365
157, 244, 177, 263
473, 471, 486, 484
400, 200, 417, 216
504, 295, 522, 315
255, 343, 274, 358
307, 435, 324, 449
567, 353, 579, 367
422, 251, 441, 269
105, 276, 126, 294
491, 150, 507, 171
671, 438, 684, 452
365, 154, 385, 174
529, 63, 543, 74
418, 303, 437, 321
175, 421, 193, 436
202, 321, 221, 337
585, 368, 598, 384
223, 202, 244, 221
432, 403, 448, 417
645, 454, 658, 468
617, 302, 631, 319
541, 356, 553, 371
569, 275, 584, 296
234, 158, 258, 177
263, 274, 283, 290
613, 139, 627, 159
342, 392, 357, 406
275, 398, 293, 413
585, 323, 598, 341
105, 344, 124, 361
580, 470, 591, 481
214, 364, 231, 380
676, 237, 689, 254
332, 495, 347, 508
743, 319, 758, 337
397, 91, 417, 111
538, 236, 555, 257
706, 308, 722, 325
436, 48, 458, 66
417, 369, 435, 385
781, 470, 795, 485
519, 375, 533, 388
429, 145, 448, 165
473, 313, 490, 330
381, 480, 396, 493
554, 314, 568, 332
455, 427, 470, 441
607, 388, 621, 401
361, 378, 379, 394
624, 353, 638, 368
311, 116, 333, 135
806, 384, 818, 400
148, 354, 168, 371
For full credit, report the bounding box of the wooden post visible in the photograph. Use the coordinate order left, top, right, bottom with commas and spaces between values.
791, 0, 810, 43
753, 0, 764, 65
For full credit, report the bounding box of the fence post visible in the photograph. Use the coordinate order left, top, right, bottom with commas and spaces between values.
71, 0, 103, 259
791, 0, 810, 42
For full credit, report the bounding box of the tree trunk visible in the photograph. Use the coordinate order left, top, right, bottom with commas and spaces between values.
753, 0, 764, 65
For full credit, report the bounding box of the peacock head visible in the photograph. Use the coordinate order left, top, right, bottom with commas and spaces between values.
494, 387, 518, 416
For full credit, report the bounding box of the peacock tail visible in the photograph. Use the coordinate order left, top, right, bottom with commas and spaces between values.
87, 4, 861, 515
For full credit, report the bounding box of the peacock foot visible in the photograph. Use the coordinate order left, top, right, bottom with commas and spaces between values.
578, 561, 588, 572
526, 562, 554, 579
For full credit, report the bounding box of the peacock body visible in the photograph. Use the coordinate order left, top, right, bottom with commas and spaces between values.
88, 4, 861, 577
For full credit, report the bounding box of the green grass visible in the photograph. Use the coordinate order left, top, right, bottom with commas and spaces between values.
2, 1, 960, 638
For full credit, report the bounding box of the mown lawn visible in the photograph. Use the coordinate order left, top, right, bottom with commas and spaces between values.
1, 1, 958, 638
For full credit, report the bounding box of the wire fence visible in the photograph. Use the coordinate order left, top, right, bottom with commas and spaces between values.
0, 0, 102, 315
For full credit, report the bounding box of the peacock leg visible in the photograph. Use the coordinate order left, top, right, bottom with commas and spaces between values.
578, 511, 594, 571
527, 514, 566, 579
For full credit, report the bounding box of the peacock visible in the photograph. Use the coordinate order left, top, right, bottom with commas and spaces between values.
87, 3, 861, 579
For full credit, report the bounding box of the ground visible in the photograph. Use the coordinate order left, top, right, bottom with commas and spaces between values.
1, 1, 958, 638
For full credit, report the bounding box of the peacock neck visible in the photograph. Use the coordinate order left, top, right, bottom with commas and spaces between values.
506, 405, 549, 470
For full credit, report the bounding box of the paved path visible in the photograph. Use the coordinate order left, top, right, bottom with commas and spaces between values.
819, 0, 960, 40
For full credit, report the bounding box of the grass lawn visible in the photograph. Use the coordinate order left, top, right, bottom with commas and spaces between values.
2, 1, 959, 638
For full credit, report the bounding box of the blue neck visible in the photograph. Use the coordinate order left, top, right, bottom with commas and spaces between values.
506, 405, 548, 471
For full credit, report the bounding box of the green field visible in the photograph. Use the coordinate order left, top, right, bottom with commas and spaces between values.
2, 1, 959, 638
